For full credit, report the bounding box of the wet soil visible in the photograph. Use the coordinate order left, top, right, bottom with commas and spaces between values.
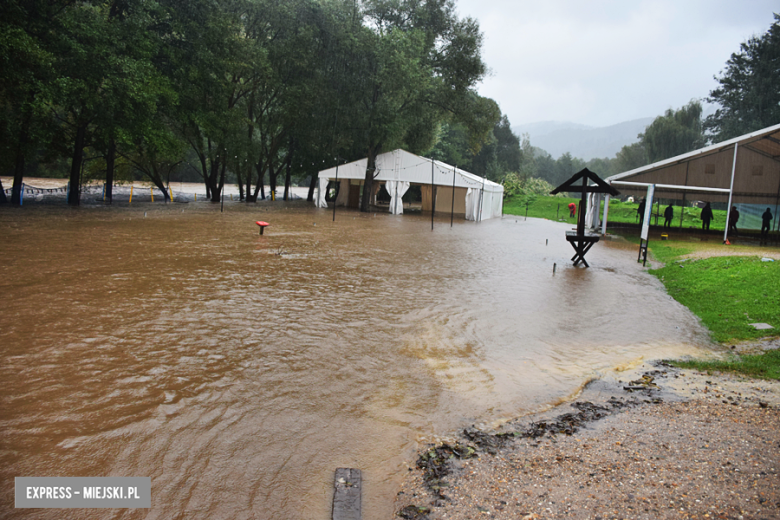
395, 362, 780, 519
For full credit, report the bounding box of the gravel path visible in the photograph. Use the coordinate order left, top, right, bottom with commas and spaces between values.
395, 365, 780, 520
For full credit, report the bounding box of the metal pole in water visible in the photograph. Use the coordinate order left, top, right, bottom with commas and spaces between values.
332, 160, 339, 222
450, 165, 456, 227
553, 263, 556, 274
431, 158, 435, 231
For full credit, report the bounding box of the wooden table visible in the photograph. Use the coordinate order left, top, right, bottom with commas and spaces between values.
565, 231, 601, 267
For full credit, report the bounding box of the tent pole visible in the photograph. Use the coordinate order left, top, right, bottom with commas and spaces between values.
332, 161, 339, 222
450, 165, 456, 227
478, 176, 485, 222
680, 162, 689, 230
723, 143, 738, 242
431, 159, 435, 231
774, 170, 780, 234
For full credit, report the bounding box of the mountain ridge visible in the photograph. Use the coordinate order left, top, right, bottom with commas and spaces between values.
513, 117, 655, 161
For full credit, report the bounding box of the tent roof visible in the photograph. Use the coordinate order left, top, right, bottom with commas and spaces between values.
318, 149, 504, 193
606, 123, 780, 205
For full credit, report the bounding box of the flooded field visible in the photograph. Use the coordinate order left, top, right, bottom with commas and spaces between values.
0, 202, 715, 519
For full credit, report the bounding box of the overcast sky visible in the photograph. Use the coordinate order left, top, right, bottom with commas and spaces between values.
453, 0, 778, 128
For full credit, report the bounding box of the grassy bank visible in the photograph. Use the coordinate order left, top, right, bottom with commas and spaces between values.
643, 238, 780, 380
502, 195, 729, 231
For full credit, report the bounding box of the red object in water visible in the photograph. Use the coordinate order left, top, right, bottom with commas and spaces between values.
256, 221, 269, 235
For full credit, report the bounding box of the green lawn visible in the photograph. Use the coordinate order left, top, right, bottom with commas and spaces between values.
503, 195, 728, 231
645, 239, 780, 380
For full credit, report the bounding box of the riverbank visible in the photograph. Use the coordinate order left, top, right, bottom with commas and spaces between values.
394, 235, 780, 520
394, 359, 780, 520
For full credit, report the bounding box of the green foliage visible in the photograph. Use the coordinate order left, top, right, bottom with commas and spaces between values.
650, 255, 780, 343
705, 13, 780, 142
502, 174, 556, 203
639, 100, 705, 163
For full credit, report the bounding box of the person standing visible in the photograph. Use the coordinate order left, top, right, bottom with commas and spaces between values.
701, 202, 713, 231
637, 198, 646, 228
729, 206, 740, 235
761, 208, 773, 238
663, 204, 674, 228
568, 202, 576, 218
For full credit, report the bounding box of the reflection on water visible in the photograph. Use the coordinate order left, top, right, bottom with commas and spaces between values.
0, 203, 713, 519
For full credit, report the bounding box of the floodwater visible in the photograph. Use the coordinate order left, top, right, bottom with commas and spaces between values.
0, 203, 715, 519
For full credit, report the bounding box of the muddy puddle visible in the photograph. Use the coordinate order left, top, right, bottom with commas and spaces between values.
0, 202, 716, 519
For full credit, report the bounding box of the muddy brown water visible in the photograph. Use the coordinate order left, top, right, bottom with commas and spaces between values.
0, 203, 715, 519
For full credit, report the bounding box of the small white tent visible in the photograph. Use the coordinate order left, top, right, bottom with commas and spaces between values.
316, 149, 503, 220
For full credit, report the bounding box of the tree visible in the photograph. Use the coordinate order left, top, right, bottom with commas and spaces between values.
614, 142, 648, 173
705, 13, 780, 141
349, 0, 491, 212
639, 100, 705, 163
0, 0, 59, 205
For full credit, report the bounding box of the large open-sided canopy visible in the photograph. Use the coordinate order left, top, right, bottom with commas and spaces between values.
600, 123, 780, 239
316, 149, 503, 220
606, 123, 780, 206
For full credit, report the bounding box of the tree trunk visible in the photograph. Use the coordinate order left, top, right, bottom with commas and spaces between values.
360, 146, 379, 212
208, 154, 221, 202
0, 177, 7, 204
244, 161, 253, 202
283, 155, 292, 201
269, 157, 277, 200
68, 123, 87, 206
148, 171, 171, 202
307, 173, 316, 202
105, 137, 115, 204
11, 134, 26, 206
251, 159, 265, 201
217, 158, 227, 201
284, 138, 294, 201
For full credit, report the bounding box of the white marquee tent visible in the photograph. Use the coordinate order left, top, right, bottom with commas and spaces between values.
316, 149, 503, 221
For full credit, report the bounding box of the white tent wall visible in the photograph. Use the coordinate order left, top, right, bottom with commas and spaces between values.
316, 149, 503, 220
421, 185, 434, 212
385, 180, 410, 215
335, 179, 350, 206
316, 178, 328, 208
434, 186, 468, 216
491, 190, 502, 219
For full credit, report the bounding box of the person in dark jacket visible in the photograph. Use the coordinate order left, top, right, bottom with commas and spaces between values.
762, 208, 773, 237
701, 202, 713, 231
637, 198, 646, 227
728, 206, 740, 235
663, 204, 674, 228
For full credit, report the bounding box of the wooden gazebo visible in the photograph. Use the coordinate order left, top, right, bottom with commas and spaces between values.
551, 168, 620, 267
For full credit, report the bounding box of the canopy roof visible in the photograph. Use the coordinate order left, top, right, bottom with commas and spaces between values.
606, 123, 780, 205
318, 149, 504, 193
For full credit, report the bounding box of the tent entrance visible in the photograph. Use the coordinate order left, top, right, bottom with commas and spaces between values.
347, 183, 361, 209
